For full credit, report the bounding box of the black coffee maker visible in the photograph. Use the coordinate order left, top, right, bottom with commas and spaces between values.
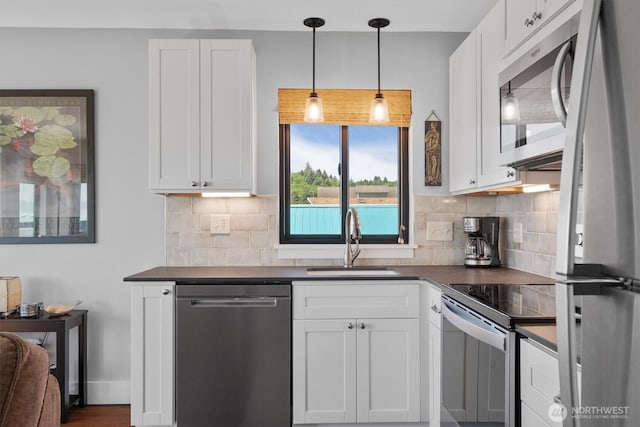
463, 216, 500, 267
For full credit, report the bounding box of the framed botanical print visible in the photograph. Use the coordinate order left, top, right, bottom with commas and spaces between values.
0, 90, 95, 243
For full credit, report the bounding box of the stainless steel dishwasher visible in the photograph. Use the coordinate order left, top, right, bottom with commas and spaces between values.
176, 283, 291, 427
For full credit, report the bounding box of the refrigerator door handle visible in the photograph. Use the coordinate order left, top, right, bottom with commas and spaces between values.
551, 40, 573, 127
556, 281, 582, 427
555, 0, 602, 277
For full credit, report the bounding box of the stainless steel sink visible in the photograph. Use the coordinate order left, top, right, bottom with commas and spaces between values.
306, 267, 400, 276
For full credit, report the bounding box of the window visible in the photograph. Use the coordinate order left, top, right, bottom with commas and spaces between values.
279, 123, 409, 244
278, 88, 412, 245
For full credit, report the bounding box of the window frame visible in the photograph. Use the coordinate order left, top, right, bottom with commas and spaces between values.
279, 124, 409, 245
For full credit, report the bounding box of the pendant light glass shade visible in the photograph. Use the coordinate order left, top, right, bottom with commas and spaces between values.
502, 82, 521, 123
369, 18, 390, 124
304, 92, 324, 122
303, 17, 325, 123
370, 93, 389, 123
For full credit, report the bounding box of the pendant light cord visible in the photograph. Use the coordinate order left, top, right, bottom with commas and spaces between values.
312, 26, 316, 93
377, 26, 381, 95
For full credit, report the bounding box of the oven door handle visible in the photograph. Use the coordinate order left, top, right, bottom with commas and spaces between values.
441, 298, 506, 351
551, 39, 573, 127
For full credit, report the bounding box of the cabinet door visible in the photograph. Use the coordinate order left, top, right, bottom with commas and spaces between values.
130, 282, 175, 426
449, 31, 478, 193
293, 319, 357, 424
149, 40, 200, 191
505, 0, 540, 53
477, 1, 518, 188
200, 40, 256, 192
356, 318, 420, 422
429, 319, 442, 427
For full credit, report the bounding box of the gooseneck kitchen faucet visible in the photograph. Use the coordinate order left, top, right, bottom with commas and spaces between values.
344, 208, 362, 267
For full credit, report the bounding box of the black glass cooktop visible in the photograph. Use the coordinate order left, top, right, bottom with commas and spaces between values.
441, 283, 556, 328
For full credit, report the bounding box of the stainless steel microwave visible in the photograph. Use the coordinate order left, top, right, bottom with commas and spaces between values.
498, 14, 580, 170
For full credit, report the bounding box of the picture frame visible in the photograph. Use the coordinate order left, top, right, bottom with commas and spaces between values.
0, 90, 95, 244
424, 110, 442, 186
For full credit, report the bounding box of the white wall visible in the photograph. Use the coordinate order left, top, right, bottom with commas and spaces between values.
0, 27, 466, 403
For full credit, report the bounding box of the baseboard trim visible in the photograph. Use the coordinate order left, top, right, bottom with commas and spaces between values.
86, 380, 130, 404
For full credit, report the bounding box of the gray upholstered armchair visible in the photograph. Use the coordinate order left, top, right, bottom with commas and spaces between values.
0, 332, 60, 427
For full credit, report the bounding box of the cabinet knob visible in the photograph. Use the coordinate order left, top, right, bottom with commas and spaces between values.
553, 394, 562, 404
532, 11, 542, 21
431, 304, 441, 314
162, 289, 170, 295
347, 322, 354, 329
191, 181, 198, 187
359, 322, 366, 330
202, 182, 208, 187
507, 170, 515, 178
469, 179, 476, 185
524, 18, 534, 27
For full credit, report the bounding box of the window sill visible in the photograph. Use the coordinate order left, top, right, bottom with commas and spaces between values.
275, 243, 416, 260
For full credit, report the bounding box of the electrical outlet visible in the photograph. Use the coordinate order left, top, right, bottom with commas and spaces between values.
426, 221, 453, 241
514, 222, 523, 244
210, 215, 231, 235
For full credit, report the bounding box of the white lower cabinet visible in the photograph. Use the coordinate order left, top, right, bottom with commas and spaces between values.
130, 282, 175, 427
520, 337, 581, 427
293, 282, 421, 425
427, 284, 442, 427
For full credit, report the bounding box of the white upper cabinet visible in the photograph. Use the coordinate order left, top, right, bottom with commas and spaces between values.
449, 0, 517, 194
505, 0, 576, 53
449, 30, 478, 193
148, 39, 256, 194
477, 0, 517, 188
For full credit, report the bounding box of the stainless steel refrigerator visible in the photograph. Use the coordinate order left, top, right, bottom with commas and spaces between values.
555, 0, 640, 426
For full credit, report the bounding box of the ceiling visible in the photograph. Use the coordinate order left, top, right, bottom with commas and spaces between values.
2, 0, 498, 32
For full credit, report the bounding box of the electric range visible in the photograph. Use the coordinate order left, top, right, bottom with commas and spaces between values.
440, 283, 556, 329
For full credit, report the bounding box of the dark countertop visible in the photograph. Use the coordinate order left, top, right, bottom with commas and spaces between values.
517, 322, 582, 359
123, 265, 556, 285
517, 324, 558, 350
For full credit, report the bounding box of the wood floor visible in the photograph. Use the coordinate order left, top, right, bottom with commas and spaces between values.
65, 405, 131, 427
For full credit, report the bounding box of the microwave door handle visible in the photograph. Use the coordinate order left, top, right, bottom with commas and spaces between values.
551, 40, 573, 127
441, 299, 506, 351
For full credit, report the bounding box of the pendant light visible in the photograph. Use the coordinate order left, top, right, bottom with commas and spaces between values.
303, 17, 325, 123
369, 18, 390, 123
502, 81, 521, 122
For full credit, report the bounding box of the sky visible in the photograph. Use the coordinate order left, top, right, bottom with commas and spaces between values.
290, 124, 398, 182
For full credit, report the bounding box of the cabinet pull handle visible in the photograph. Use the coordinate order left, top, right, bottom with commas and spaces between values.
162, 289, 170, 296
347, 322, 354, 329
191, 181, 198, 187
431, 304, 441, 314
359, 322, 366, 330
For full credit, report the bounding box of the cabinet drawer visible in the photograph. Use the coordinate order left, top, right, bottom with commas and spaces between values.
293, 282, 419, 319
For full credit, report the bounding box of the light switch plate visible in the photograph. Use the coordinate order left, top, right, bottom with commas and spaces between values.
210, 215, 231, 235
426, 221, 453, 241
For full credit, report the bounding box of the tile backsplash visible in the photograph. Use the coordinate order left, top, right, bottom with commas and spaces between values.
165, 192, 559, 278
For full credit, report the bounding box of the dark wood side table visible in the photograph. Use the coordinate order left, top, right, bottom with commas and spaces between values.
0, 309, 88, 423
